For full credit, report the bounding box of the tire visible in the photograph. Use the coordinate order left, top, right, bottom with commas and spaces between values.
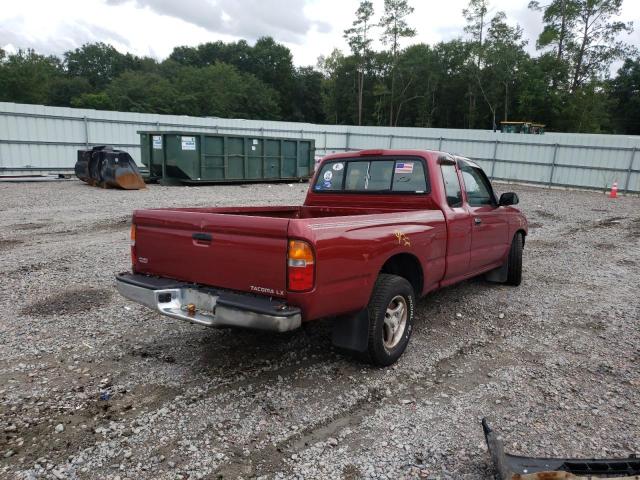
506, 233, 523, 286
366, 274, 415, 367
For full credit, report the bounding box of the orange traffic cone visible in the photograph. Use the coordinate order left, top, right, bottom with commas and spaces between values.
609, 181, 618, 198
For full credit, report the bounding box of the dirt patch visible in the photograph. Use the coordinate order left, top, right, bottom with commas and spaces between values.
342, 464, 362, 479
20, 288, 113, 317
594, 216, 626, 228
534, 209, 559, 220
0, 239, 23, 251
89, 217, 130, 233
528, 222, 543, 229
566, 216, 627, 236
13, 222, 50, 231
629, 217, 640, 238
618, 259, 637, 267
527, 239, 559, 249
595, 242, 616, 250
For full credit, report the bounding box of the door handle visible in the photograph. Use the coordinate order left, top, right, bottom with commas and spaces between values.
474, 217, 482, 225
192, 232, 212, 242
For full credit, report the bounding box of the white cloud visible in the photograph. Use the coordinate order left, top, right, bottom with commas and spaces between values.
0, 0, 638, 67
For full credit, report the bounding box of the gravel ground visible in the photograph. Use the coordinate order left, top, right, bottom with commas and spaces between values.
0, 179, 638, 480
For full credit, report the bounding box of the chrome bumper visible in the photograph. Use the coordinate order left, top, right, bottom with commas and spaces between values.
116, 273, 301, 332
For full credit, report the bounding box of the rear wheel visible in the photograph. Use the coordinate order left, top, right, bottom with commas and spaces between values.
366, 274, 415, 367
506, 233, 523, 286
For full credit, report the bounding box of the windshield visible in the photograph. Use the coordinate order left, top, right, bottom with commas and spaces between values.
314, 157, 429, 194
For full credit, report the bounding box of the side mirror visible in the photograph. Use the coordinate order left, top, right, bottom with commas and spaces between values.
499, 192, 519, 206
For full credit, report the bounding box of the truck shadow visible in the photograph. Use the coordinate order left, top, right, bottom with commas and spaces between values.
129, 276, 499, 377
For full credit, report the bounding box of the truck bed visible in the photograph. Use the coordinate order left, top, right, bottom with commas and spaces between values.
131, 204, 447, 319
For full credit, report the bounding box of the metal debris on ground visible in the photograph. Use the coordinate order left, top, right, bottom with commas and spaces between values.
482, 418, 640, 479
75, 145, 146, 190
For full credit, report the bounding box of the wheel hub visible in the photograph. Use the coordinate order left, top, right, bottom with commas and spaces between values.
383, 295, 408, 349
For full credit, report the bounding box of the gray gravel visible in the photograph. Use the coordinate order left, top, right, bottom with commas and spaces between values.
0, 180, 639, 479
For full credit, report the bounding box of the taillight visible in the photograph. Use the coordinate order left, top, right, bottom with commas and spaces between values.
287, 239, 315, 292
130, 224, 136, 267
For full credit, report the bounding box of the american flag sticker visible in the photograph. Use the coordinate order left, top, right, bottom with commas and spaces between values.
395, 162, 414, 174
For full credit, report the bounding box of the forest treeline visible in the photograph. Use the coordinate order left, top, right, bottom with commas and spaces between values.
1, 0, 639, 134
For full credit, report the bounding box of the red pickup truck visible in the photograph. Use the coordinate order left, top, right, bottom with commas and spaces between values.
116, 150, 527, 366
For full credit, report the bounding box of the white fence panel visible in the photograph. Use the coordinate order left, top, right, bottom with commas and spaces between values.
0, 102, 639, 192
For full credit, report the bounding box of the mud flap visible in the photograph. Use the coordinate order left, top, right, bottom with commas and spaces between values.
331, 309, 370, 353
482, 418, 640, 479
485, 261, 508, 283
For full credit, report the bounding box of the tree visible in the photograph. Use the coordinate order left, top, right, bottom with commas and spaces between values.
106, 71, 177, 113
64, 42, 138, 89
172, 64, 280, 119
568, 0, 634, 91
0, 49, 62, 104
462, 0, 491, 128
483, 12, 528, 124
530, 0, 634, 92
610, 58, 640, 134
344, 0, 375, 125
379, 0, 416, 126
47, 77, 92, 106
463, 0, 490, 67
291, 67, 325, 123
317, 49, 359, 124
71, 92, 114, 110
529, 0, 577, 64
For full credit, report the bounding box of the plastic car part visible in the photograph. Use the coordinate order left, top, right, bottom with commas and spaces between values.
482, 418, 640, 479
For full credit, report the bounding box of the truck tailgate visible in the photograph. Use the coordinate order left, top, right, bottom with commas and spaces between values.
132, 209, 289, 296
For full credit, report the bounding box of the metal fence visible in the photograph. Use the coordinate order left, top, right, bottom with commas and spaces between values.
1, 102, 639, 192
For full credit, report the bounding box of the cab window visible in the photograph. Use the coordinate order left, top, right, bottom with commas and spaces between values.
459, 162, 495, 206
441, 164, 463, 208
314, 157, 429, 194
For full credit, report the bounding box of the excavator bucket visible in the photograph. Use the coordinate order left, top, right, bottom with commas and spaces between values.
482, 419, 640, 479
75, 146, 146, 190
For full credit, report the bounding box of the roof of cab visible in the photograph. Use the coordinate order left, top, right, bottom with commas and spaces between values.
321, 149, 443, 161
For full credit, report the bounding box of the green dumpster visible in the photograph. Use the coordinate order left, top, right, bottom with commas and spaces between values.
139, 131, 315, 185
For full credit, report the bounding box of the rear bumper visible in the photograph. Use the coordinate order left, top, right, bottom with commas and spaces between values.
115, 272, 301, 332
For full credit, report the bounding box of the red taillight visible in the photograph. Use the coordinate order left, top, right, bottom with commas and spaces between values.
130, 224, 136, 268
287, 239, 315, 292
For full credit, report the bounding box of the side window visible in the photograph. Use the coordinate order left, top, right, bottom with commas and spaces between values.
460, 162, 495, 206
441, 164, 463, 208
392, 160, 427, 192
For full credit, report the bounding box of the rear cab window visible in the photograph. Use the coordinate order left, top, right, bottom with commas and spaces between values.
314, 157, 429, 194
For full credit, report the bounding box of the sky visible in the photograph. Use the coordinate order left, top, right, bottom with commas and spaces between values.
1, 0, 639, 68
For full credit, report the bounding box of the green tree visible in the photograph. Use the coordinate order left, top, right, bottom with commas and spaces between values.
344, 0, 375, 125
47, 76, 92, 106
528, 0, 577, 89
291, 67, 325, 123
463, 0, 490, 67
610, 58, 640, 134
482, 12, 528, 126
528, 0, 577, 64
0, 49, 62, 104
71, 92, 114, 110
530, 0, 634, 92
105, 71, 177, 113
64, 42, 139, 89
568, 0, 634, 91
379, 0, 416, 126
172, 64, 280, 119
317, 49, 359, 124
